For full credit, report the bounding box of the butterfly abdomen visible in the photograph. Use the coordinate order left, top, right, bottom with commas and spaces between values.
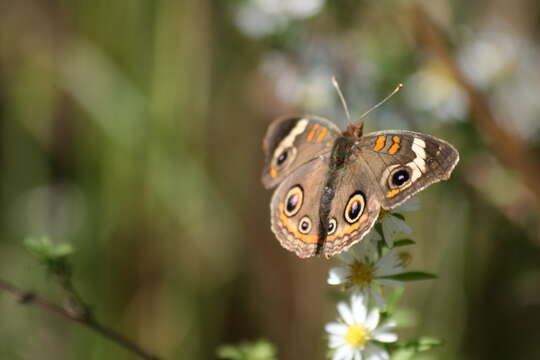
315, 136, 358, 255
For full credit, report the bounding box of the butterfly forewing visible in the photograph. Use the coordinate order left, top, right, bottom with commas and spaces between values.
262, 116, 340, 189
358, 131, 459, 209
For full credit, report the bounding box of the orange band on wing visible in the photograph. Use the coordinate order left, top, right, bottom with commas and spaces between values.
278, 205, 369, 244
326, 213, 368, 241
306, 124, 319, 142
386, 189, 400, 198
373, 136, 386, 151
278, 204, 319, 243
316, 127, 328, 142
388, 136, 401, 154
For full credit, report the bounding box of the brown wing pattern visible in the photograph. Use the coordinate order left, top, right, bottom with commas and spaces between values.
270, 141, 382, 259
316, 158, 381, 258
358, 130, 459, 209
269, 157, 328, 258
262, 116, 340, 189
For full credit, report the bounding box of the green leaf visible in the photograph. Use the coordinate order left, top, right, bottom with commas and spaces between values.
392, 308, 419, 328
416, 336, 443, 351
217, 346, 242, 360
390, 336, 443, 359
384, 287, 405, 314
392, 213, 405, 221
24, 237, 74, 275
391, 347, 416, 360
393, 239, 415, 247
25, 237, 73, 260
217, 339, 277, 360
380, 271, 438, 281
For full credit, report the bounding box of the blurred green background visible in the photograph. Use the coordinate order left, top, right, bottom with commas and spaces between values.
1, 0, 540, 359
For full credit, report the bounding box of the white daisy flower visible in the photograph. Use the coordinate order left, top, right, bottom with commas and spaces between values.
328, 237, 405, 307
379, 198, 419, 248
326, 293, 397, 360
379, 214, 411, 248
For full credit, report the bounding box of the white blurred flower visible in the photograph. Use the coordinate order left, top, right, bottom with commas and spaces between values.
326, 293, 397, 360
405, 60, 469, 121
328, 235, 405, 307
378, 198, 419, 247
458, 24, 521, 89
235, 5, 285, 38
260, 52, 334, 109
235, 0, 325, 38
254, 0, 323, 18
457, 22, 540, 141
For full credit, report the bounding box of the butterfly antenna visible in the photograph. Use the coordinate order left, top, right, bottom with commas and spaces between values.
359, 83, 403, 120
332, 76, 352, 125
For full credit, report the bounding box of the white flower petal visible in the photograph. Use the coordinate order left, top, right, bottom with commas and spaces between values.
381, 223, 394, 248
380, 320, 397, 328
370, 287, 385, 308
374, 278, 403, 287
337, 302, 355, 325
329, 334, 346, 348
354, 350, 363, 360
326, 322, 348, 336
351, 246, 365, 260
351, 293, 368, 323
396, 197, 420, 211
339, 251, 356, 265
382, 215, 412, 247
333, 345, 354, 360
365, 229, 382, 243
373, 321, 397, 335
365, 344, 389, 360
372, 331, 398, 343
328, 266, 351, 285
374, 251, 403, 276
364, 309, 380, 331
392, 215, 412, 233
365, 241, 378, 260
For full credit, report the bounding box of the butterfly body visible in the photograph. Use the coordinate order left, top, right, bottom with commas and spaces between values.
262, 116, 459, 259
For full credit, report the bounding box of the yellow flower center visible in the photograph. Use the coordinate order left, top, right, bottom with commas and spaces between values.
349, 260, 373, 286
345, 324, 368, 348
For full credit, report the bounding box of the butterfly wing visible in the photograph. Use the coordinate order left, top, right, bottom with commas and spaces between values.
313, 131, 459, 258
266, 126, 459, 259
262, 116, 340, 189
269, 140, 381, 259
269, 156, 328, 258
358, 130, 459, 209
316, 154, 382, 258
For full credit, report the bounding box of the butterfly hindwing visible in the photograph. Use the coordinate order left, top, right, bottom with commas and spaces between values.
270, 137, 381, 259
269, 156, 328, 258
316, 155, 381, 258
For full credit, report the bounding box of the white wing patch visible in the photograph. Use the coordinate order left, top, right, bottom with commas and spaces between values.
407, 137, 427, 180
273, 118, 309, 159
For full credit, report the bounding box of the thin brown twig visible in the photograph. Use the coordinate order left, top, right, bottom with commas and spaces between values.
0, 278, 160, 360
413, 6, 540, 206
